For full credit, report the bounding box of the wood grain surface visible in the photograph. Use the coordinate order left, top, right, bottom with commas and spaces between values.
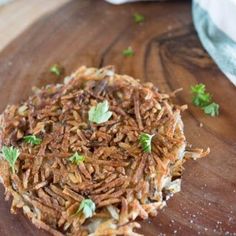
0, 0, 236, 235
0, 0, 69, 51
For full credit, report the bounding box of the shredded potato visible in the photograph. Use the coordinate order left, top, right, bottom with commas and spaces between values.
0, 66, 209, 235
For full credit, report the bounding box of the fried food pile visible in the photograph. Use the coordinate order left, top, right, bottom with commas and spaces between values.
0, 66, 209, 235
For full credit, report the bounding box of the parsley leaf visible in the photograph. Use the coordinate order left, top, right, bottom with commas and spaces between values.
191, 83, 219, 116
203, 102, 219, 117
191, 83, 212, 107
68, 152, 85, 165
50, 64, 62, 76
88, 100, 112, 124
76, 199, 96, 219
23, 135, 42, 145
1, 146, 20, 174
139, 133, 154, 153
122, 47, 135, 57
133, 13, 145, 23
192, 92, 211, 107
191, 83, 205, 94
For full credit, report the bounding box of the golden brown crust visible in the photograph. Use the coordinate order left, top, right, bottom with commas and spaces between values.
0, 66, 209, 236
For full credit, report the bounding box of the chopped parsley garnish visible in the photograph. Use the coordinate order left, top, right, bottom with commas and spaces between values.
88, 100, 112, 124
50, 64, 62, 76
203, 102, 219, 117
68, 152, 85, 165
191, 84, 211, 107
23, 135, 42, 145
191, 83, 219, 116
122, 47, 135, 57
76, 199, 96, 219
1, 146, 20, 174
139, 133, 154, 153
133, 13, 145, 23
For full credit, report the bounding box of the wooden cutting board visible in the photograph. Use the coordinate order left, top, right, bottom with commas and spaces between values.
0, 0, 235, 235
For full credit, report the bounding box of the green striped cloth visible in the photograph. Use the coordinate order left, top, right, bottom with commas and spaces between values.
193, 0, 236, 85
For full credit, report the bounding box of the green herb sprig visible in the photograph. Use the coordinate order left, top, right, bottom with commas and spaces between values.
191, 83, 219, 116
76, 199, 96, 219
50, 64, 62, 76
23, 135, 42, 145
68, 152, 85, 165
88, 100, 112, 124
1, 146, 20, 174
122, 47, 135, 57
133, 13, 145, 23
139, 133, 154, 153
203, 102, 219, 117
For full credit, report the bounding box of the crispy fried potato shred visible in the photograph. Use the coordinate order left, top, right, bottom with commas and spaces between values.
0, 66, 209, 235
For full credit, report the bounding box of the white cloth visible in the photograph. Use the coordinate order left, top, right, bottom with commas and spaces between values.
193, 0, 236, 85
